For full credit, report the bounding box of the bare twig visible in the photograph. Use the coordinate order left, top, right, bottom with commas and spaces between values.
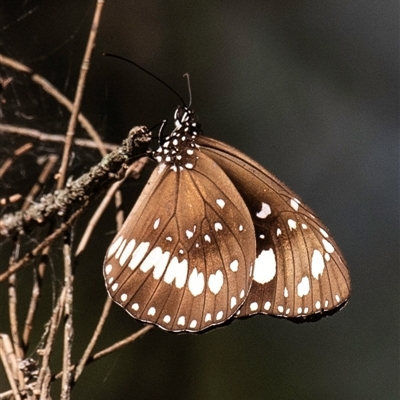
57, 0, 105, 190
0, 206, 86, 282
0, 143, 33, 179
0, 124, 118, 152
53, 325, 153, 382
35, 288, 66, 398
0, 334, 22, 400
61, 242, 73, 400
22, 249, 48, 350
0, 126, 151, 239
0, 54, 107, 157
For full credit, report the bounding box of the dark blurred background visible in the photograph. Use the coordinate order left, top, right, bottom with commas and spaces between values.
0, 1, 398, 399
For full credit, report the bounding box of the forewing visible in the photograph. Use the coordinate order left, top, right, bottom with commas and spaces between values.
198, 135, 351, 321
103, 152, 255, 332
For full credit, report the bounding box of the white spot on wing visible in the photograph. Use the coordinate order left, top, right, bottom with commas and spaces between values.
240, 289, 245, 298
148, 307, 156, 316
111, 283, 118, 291
290, 198, 299, 211
208, 270, 224, 294
256, 202, 272, 219
163, 315, 171, 323
132, 303, 139, 311
121, 293, 127, 302
205, 313, 211, 322
230, 259, 239, 272
216, 198, 225, 208
264, 301, 271, 310
253, 249, 276, 284
204, 234, 211, 242
188, 268, 205, 296
216, 311, 223, 320
128, 242, 150, 270
190, 320, 197, 329
164, 257, 188, 288
277, 306, 284, 313
107, 236, 123, 257
311, 250, 325, 279
277, 228, 282, 236
322, 239, 335, 253
177, 316, 185, 326
288, 219, 297, 230
284, 287, 289, 298
153, 218, 160, 230
250, 302, 258, 311
214, 222, 223, 231
320, 228, 329, 238
335, 294, 341, 302
315, 300, 321, 309
230, 296, 237, 308
297, 276, 310, 297
119, 239, 136, 266
115, 238, 127, 259
105, 264, 112, 275
186, 230, 194, 239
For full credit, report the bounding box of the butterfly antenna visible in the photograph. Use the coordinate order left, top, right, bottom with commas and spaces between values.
104, 53, 187, 106
183, 73, 192, 108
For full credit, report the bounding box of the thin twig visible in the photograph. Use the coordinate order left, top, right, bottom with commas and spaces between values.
0, 54, 107, 157
53, 325, 153, 381
0, 206, 86, 282
35, 287, 66, 397
57, 0, 105, 190
0, 126, 151, 239
0, 334, 22, 400
22, 154, 58, 211
0, 143, 33, 179
61, 242, 73, 400
74, 160, 147, 257
22, 249, 48, 350
72, 297, 113, 383
0, 124, 118, 152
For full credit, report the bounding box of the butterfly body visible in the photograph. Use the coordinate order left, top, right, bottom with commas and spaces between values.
104, 106, 350, 332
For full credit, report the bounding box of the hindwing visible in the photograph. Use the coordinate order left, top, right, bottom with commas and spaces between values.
198, 135, 351, 321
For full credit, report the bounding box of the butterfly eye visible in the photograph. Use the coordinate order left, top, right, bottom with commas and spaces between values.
104, 106, 351, 332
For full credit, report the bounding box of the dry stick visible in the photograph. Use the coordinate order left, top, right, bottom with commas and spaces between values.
22, 249, 48, 351
53, 325, 153, 382
0, 334, 22, 400
61, 243, 73, 400
21, 156, 58, 350
0, 143, 33, 179
0, 125, 151, 240
0, 54, 107, 157
73, 297, 113, 384
7, 272, 27, 396
35, 288, 66, 398
0, 206, 86, 282
22, 155, 59, 210
57, 0, 105, 190
0, 124, 118, 152
7, 242, 27, 396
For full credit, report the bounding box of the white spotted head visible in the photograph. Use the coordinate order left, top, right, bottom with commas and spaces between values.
153, 106, 202, 171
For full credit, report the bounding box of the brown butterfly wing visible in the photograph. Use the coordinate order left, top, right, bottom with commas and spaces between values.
198, 135, 351, 320
103, 150, 255, 332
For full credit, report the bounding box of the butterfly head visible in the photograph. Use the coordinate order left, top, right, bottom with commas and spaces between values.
153, 106, 202, 172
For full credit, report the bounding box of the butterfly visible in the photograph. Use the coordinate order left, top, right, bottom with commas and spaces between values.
103, 105, 351, 332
